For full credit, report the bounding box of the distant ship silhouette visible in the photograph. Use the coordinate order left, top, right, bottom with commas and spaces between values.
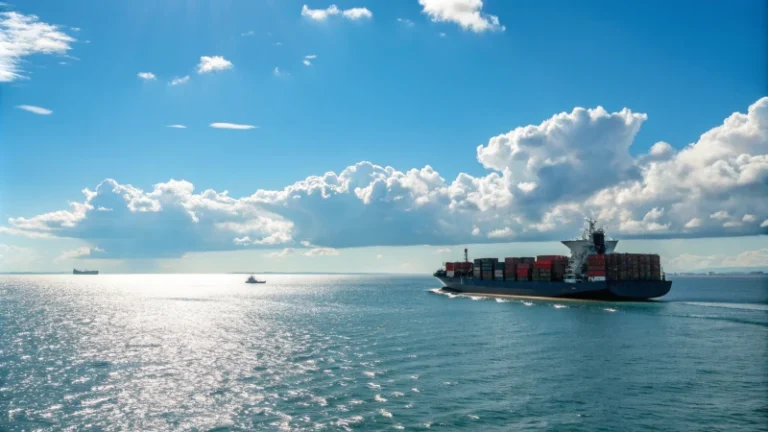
73, 269, 98, 275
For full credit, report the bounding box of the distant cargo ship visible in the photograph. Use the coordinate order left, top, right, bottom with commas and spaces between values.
433, 219, 671, 301
73, 269, 98, 275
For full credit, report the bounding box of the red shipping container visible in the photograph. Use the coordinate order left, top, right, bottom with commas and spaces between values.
445, 263, 455, 271
537, 255, 568, 261
517, 263, 531, 269
535, 260, 552, 269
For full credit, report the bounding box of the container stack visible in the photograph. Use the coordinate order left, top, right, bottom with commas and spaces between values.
494, 262, 505, 280
516, 263, 532, 281
650, 254, 661, 280
453, 262, 472, 277
606, 254, 619, 281
586, 254, 606, 281
477, 258, 498, 280
504, 257, 520, 279
639, 255, 651, 280
445, 262, 455, 278
629, 254, 640, 280
538, 255, 569, 281
533, 260, 552, 281
473, 266, 481, 279
602, 253, 662, 281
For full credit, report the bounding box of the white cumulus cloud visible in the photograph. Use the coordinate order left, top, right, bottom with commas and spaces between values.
16, 105, 52, 115
137, 72, 156, 80
209, 123, 257, 130
303, 54, 317, 66
0, 11, 76, 82
418, 0, 504, 33
342, 7, 373, 20
196, 55, 233, 74
301, 4, 372, 21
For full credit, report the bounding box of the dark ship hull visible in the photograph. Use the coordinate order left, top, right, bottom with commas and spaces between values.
436, 276, 671, 301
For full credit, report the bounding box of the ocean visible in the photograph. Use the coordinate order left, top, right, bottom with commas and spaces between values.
1, 274, 766, 431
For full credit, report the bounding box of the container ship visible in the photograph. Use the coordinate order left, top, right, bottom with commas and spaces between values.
433, 219, 671, 301
73, 269, 98, 275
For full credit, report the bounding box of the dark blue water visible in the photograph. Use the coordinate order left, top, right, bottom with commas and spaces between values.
1, 275, 766, 431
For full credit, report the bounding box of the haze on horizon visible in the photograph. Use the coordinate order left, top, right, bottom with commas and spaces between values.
1, 0, 766, 274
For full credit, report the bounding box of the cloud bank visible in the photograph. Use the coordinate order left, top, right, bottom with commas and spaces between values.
3, 97, 766, 259
0, 11, 75, 82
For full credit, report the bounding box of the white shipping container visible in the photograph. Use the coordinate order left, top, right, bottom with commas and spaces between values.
494, 270, 504, 278
446, 270, 454, 278
588, 276, 606, 282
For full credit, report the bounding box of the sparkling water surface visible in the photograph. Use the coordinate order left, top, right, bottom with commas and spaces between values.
1, 274, 767, 431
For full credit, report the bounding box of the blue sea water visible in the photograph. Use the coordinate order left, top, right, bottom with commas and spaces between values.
0, 274, 766, 431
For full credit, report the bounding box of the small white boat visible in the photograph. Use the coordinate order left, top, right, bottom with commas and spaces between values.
246, 275, 266, 284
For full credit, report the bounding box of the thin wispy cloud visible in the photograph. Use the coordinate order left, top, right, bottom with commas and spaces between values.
0, 11, 76, 82
273, 67, 289, 77
301, 4, 373, 21
265, 248, 294, 258
265, 247, 340, 258
196, 55, 233, 74
137, 72, 156, 80
240, 30, 255, 36
167, 124, 187, 129
16, 105, 52, 115
169, 75, 190, 86
303, 54, 317, 66
209, 123, 257, 130
397, 17, 415, 27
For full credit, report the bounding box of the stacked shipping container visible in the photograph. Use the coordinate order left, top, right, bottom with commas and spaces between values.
586, 254, 606, 281
603, 253, 662, 281
494, 262, 505, 280
516, 263, 532, 281
533, 260, 552, 281
447, 253, 661, 281
537, 255, 568, 281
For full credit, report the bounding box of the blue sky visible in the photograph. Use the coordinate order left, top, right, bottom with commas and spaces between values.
1, 0, 766, 273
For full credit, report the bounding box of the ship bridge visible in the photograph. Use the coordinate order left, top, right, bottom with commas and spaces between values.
561, 219, 617, 280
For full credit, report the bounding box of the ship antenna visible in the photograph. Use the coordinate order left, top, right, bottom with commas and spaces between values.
464, 248, 468, 263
